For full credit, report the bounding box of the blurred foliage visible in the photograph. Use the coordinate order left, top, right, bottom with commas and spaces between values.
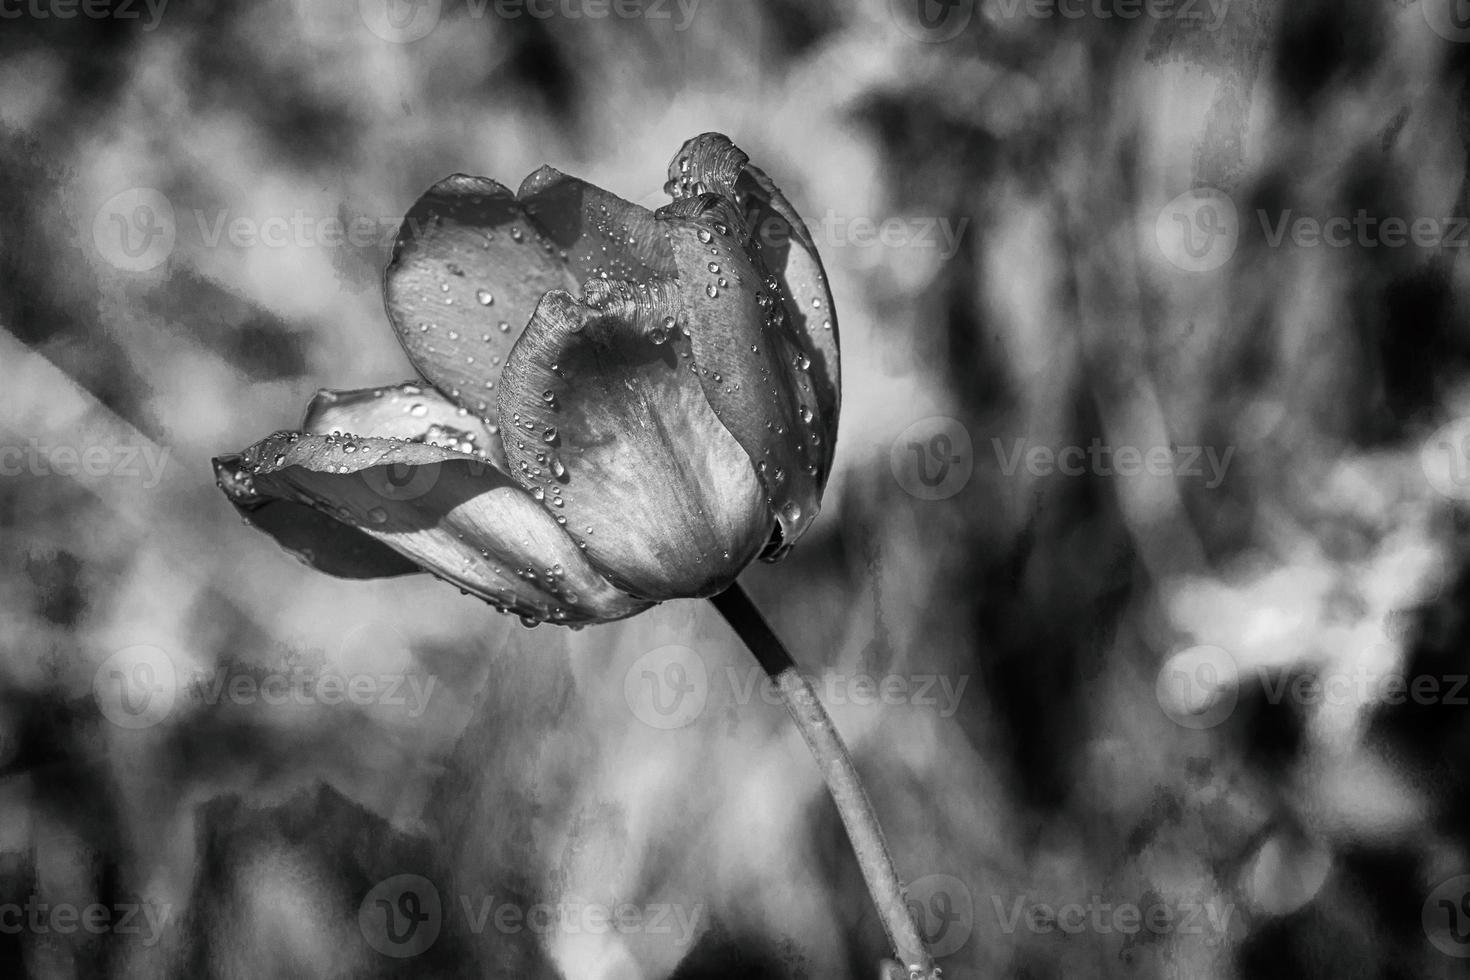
4, 0, 1470, 977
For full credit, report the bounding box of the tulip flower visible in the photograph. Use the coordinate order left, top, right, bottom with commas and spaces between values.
213, 133, 838, 624
213, 133, 936, 976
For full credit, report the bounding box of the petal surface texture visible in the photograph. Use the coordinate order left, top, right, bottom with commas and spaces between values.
384, 171, 675, 419
497, 285, 770, 601
660, 193, 827, 549
303, 380, 506, 470
666, 133, 840, 493
216, 432, 646, 625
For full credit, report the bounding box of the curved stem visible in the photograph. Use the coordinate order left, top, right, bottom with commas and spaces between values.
710, 583, 936, 978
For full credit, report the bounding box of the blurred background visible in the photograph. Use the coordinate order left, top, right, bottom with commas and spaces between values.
4, 0, 1470, 976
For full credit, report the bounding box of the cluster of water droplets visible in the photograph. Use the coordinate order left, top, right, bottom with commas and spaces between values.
690, 214, 823, 536
537, 196, 671, 285
438, 525, 582, 629
578, 274, 687, 348
232, 404, 593, 630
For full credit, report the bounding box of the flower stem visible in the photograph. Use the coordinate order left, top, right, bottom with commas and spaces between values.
710, 583, 936, 978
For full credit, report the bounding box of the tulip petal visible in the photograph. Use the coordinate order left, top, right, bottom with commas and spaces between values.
659, 194, 826, 553
518, 165, 676, 285
215, 455, 422, 579
666, 133, 840, 489
384, 175, 572, 419
496, 286, 770, 601
214, 432, 647, 625
302, 380, 507, 470
384, 172, 675, 421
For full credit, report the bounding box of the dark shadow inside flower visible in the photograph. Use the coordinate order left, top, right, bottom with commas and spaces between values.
498, 287, 770, 602
384, 169, 676, 419
222, 492, 421, 580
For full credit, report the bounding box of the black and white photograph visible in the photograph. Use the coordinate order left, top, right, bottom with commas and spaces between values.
3, 1, 1470, 977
